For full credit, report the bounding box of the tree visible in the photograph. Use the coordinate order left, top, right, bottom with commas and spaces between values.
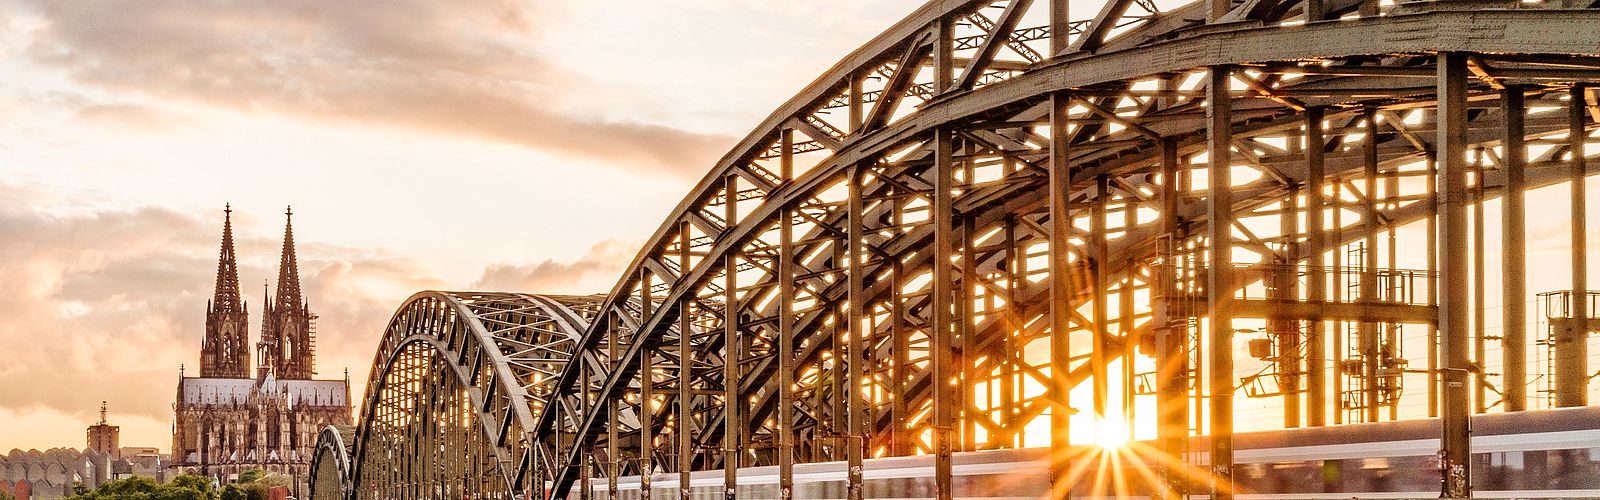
220, 484, 247, 500
169, 475, 215, 496
63, 474, 218, 500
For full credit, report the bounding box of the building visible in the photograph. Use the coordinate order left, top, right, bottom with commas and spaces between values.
0, 403, 174, 499
171, 206, 352, 487
0, 448, 121, 500
84, 402, 117, 456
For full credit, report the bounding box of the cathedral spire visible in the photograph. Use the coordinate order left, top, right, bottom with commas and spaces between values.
201, 204, 250, 378
265, 206, 314, 379
213, 204, 241, 311
276, 206, 303, 310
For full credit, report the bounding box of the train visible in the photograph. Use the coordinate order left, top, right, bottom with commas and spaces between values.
584, 406, 1600, 498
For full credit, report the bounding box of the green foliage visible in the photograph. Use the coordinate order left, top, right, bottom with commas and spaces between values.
170, 475, 213, 494
221, 469, 294, 500
233, 470, 263, 485
63, 474, 217, 500
219, 485, 247, 500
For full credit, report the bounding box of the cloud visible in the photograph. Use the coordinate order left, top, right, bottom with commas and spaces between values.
472, 240, 637, 294
73, 103, 188, 130
12, 0, 733, 178
0, 188, 449, 449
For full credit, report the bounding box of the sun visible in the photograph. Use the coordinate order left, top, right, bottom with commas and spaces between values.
1094, 419, 1130, 449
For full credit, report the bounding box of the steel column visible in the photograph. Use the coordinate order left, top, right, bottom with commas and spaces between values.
1206, 65, 1235, 500
1047, 90, 1075, 498
677, 222, 693, 500
1277, 180, 1301, 429
1362, 109, 1381, 423
1435, 51, 1472, 499
845, 72, 868, 500
722, 176, 740, 497
962, 215, 979, 452
845, 164, 867, 500
640, 271, 656, 500
931, 127, 957, 500
932, 14, 956, 500
1155, 136, 1187, 498
1473, 147, 1488, 415
777, 127, 796, 500
1501, 86, 1528, 412
1305, 107, 1328, 428
1001, 216, 1020, 449
1050, 0, 1071, 55
891, 256, 910, 457
1560, 85, 1590, 408
1427, 154, 1440, 420
1092, 175, 1112, 427
608, 317, 621, 500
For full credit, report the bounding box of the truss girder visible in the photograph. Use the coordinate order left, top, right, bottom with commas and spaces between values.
322, 1, 1600, 498
340, 292, 597, 499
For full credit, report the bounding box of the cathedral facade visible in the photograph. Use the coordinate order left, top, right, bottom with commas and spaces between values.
172, 206, 352, 486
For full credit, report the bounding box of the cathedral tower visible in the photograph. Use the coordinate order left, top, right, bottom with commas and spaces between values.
261, 206, 315, 379
201, 204, 250, 378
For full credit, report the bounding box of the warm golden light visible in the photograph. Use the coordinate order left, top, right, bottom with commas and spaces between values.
1094, 419, 1130, 449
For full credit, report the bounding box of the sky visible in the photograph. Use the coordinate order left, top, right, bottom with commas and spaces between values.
0, 0, 922, 452
4, 0, 1597, 456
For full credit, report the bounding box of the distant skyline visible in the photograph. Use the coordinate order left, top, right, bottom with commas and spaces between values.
0, 0, 921, 451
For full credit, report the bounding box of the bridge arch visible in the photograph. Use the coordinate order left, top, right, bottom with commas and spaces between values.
320, 1, 1600, 498
336, 292, 598, 499
519, 4, 1600, 496
309, 425, 353, 500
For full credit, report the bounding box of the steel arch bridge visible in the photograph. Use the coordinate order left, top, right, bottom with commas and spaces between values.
312, 0, 1600, 498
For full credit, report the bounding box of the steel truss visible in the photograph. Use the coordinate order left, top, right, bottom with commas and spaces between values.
316, 1, 1600, 499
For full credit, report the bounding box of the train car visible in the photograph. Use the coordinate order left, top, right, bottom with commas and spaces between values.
587, 406, 1600, 498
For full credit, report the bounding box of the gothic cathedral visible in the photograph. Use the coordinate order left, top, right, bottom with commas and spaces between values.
172, 206, 352, 488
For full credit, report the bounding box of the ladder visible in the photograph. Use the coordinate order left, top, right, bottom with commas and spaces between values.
308, 313, 318, 376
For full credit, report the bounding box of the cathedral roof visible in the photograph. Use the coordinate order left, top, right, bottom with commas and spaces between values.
177, 376, 348, 407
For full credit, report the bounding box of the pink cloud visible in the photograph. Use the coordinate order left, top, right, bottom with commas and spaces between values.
14, 0, 733, 178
